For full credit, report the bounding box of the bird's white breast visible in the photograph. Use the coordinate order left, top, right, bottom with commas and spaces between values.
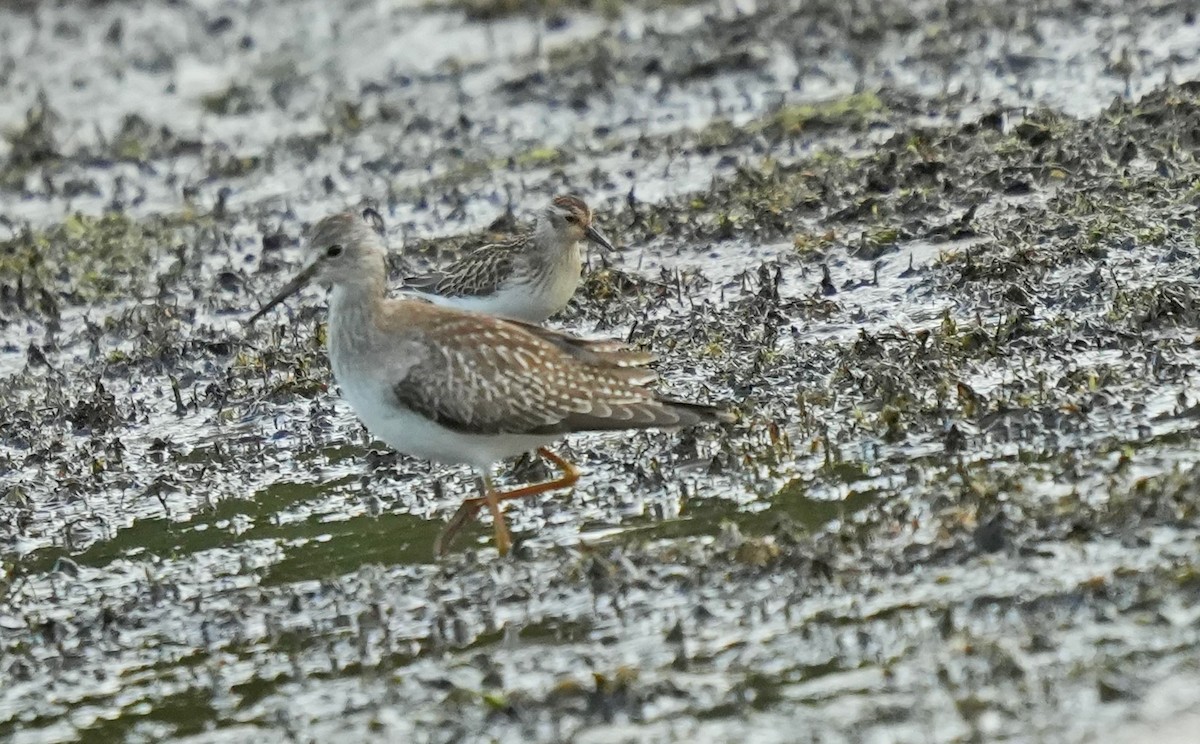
329, 323, 553, 471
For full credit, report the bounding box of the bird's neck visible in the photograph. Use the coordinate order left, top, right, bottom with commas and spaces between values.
532, 220, 580, 268
326, 280, 389, 386
328, 279, 385, 332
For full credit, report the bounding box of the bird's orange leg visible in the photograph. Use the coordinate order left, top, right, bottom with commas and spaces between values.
435, 474, 511, 556
480, 448, 581, 505
482, 477, 512, 556
434, 448, 580, 556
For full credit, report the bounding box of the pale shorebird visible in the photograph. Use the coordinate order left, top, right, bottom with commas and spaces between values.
249, 209, 729, 555
403, 195, 612, 324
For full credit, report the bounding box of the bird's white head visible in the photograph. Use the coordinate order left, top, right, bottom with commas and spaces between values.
537, 195, 614, 253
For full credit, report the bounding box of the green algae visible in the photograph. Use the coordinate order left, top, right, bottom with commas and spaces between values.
0, 212, 185, 306
757, 91, 887, 137
200, 84, 261, 116
512, 145, 571, 168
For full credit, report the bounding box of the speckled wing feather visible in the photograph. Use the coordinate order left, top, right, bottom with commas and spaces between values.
502, 318, 657, 381
387, 304, 726, 436
404, 235, 527, 298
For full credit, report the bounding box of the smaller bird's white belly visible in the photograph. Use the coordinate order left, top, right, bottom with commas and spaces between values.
333, 367, 552, 471
405, 280, 570, 324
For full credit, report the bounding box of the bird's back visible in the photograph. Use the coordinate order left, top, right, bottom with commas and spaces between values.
374, 299, 730, 437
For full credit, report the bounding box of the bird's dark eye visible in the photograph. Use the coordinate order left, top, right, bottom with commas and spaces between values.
326, 244, 344, 258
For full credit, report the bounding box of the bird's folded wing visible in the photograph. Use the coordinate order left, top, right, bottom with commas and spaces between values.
502, 318, 656, 378
390, 314, 685, 437
404, 239, 521, 298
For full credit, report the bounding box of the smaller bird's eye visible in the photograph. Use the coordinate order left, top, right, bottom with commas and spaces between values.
326, 244, 344, 258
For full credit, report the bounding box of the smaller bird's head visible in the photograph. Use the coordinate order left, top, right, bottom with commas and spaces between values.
539, 195, 613, 252
247, 208, 387, 323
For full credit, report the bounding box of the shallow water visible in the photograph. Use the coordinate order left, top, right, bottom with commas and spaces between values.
4, 0, 1200, 742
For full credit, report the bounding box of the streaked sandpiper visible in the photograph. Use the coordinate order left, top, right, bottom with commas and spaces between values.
403, 195, 612, 324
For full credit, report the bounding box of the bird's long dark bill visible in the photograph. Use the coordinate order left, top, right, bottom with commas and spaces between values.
586, 224, 614, 252
246, 262, 319, 324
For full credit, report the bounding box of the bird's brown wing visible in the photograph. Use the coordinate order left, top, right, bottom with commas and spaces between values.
388, 304, 722, 436
501, 318, 656, 381
404, 236, 525, 298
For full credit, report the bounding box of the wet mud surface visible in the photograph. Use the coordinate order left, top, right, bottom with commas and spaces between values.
3, 0, 1200, 741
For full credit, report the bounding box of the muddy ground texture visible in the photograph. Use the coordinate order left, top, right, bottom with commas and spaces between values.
3, 0, 1200, 742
